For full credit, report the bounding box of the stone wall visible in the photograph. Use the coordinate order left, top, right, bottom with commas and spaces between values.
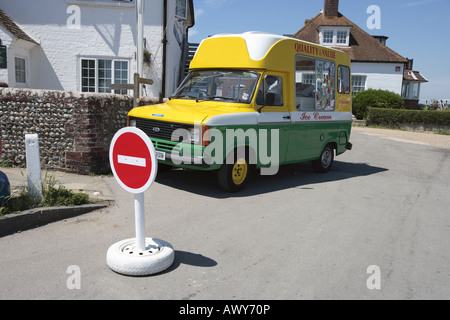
0, 88, 158, 174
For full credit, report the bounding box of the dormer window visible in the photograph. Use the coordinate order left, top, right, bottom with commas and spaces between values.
319, 27, 351, 47
323, 30, 334, 44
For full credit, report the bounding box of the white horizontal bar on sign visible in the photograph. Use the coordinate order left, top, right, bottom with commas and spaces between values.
118, 155, 146, 167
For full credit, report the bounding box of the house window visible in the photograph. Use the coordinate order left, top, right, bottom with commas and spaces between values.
412, 83, 420, 99
402, 82, 409, 99
81, 59, 96, 92
114, 61, 129, 94
15, 57, 27, 84
175, 0, 187, 19
352, 75, 367, 93
323, 30, 334, 44
303, 74, 315, 85
81, 58, 129, 94
337, 31, 348, 44
320, 28, 350, 46
98, 59, 112, 93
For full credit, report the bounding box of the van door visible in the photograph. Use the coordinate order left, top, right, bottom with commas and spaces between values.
255, 73, 292, 167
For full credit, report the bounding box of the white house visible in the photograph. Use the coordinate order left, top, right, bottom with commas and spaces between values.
0, 0, 195, 99
293, 0, 427, 109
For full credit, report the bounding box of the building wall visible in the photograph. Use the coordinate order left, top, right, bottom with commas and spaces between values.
0, 87, 158, 173
0, 28, 12, 84
352, 62, 404, 95
0, 0, 188, 98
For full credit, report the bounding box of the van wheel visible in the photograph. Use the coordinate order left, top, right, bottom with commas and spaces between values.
218, 153, 251, 193
312, 144, 334, 173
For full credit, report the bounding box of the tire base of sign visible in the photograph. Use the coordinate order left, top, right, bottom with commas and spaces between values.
107, 238, 174, 277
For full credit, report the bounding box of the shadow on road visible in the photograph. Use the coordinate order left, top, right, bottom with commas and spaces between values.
155, 161, 388, 198
166, 250, 218, 273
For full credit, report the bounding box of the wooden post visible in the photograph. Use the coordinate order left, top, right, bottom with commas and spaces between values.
109, 73, 153, 108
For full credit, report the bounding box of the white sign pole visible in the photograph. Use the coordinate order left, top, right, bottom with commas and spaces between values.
134, 192, 146, 251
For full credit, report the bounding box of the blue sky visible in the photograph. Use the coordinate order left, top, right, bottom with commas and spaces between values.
188, 0, 450, 102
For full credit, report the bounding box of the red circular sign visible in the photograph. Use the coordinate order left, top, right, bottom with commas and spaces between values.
110, 127, 157, 194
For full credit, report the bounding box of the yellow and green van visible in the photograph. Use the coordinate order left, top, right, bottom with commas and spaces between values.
128, 32, 353, 192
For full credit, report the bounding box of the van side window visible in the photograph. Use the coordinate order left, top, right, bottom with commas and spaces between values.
295, 55, 337, 111
295, 55, 316, 111
256, 75, 283, 106
338, 66, 351, 94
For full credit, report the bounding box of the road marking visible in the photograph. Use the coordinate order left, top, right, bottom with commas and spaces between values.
118, 155, 146, 167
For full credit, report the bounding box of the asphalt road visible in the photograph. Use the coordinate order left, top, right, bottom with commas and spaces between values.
0, 130, 449, 300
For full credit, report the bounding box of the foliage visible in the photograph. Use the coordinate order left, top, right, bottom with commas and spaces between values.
0, 174, 91, 216
352, 89, 404, 120
366, 108, 450, 128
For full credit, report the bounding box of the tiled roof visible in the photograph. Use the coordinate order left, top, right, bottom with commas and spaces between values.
404, 70, 428, 82
0, 9, 38, 45
293, 12, 407, 63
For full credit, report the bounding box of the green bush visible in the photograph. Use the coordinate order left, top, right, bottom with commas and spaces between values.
366, 108, 450, 128
353, 89, 404, 120
0, 174, 91, 216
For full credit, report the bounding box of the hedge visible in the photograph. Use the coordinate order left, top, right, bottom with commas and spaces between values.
366, 108, 450, 128
353, 89, 404, 120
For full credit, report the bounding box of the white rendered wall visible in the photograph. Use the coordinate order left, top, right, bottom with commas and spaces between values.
351, 62, 404, 95
0, 0, 187, 98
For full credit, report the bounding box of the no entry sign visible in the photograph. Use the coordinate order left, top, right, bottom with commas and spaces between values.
107, 126, 174, 276
109, 127, 157, 194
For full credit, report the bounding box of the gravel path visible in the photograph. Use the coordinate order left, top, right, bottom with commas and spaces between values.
352, 126, 450, 149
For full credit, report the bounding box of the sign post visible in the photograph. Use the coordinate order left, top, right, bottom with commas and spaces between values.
107, 127, 174, 276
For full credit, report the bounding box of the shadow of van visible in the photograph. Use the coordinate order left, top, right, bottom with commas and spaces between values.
155, 161, 388, 199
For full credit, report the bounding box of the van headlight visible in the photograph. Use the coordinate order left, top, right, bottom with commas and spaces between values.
188, 127, 201, 144
129, 119, 137, 127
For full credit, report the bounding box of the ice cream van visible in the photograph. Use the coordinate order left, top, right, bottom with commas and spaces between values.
128, 32, 353, 192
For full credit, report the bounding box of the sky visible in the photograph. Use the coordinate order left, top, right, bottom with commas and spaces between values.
188, 0, 450, 103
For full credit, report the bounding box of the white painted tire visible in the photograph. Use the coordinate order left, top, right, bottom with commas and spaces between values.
107, 238, 175, 276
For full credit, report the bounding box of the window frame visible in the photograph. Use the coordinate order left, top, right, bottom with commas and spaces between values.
322, 30, 334, 44
256, 74, 284, 107
80, 57, 130, 94
351, 75, 367, 93
320, 27, 350, 47
295, 54, 337, 111
175, 0, 188, 20
15, 56, 27, 84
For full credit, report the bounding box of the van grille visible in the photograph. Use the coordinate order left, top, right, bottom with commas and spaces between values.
130, 117, 193, 142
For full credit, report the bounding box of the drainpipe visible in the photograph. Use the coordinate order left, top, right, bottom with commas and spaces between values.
161, 0, 168, 102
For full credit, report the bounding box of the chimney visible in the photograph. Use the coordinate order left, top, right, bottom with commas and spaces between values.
324, 0, 339, 18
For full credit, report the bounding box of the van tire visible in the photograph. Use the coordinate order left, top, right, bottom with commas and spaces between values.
312, 144, 334, 173
218, 149, 251, 193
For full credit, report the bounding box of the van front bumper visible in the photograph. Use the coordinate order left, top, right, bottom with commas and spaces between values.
161, 151, 212, 169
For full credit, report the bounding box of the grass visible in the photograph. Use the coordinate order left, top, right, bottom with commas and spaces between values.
0, 173, 91, 217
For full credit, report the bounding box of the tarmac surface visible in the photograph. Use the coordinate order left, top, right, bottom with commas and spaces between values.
2, 126, 448, 202
0, 126, 449, 300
